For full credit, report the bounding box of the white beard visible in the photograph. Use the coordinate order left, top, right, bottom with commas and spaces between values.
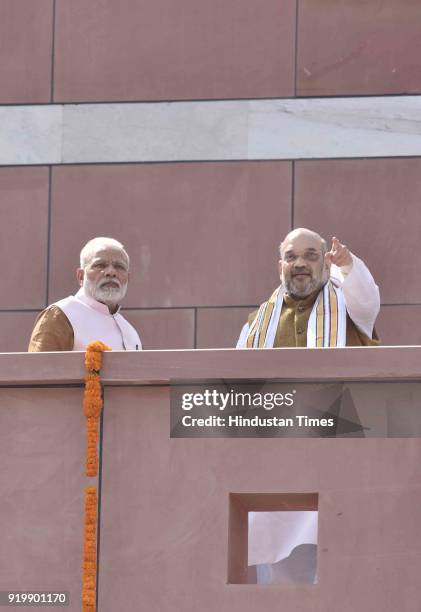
84, 278, 127, 307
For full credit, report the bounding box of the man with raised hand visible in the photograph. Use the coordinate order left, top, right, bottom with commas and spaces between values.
236, 228, 380, 348
28, 237, 142, 352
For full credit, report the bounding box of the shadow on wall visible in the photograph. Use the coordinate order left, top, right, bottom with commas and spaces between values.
249, 544, 318, 585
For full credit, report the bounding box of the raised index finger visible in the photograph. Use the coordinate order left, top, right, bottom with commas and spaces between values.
331, 236, 341, 252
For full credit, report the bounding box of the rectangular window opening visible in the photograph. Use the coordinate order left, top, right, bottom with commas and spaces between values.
228, 493, 318, 585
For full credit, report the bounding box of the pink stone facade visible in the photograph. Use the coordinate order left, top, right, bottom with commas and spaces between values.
0, 1, 419, 350
2, 350, 421, 611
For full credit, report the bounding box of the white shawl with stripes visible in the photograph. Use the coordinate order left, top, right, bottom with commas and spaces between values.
239, 281, 347, 348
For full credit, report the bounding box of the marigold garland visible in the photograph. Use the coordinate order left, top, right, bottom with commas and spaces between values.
82, 487, 98, 612
83, 342, 111, 477
82, 341, 111, 612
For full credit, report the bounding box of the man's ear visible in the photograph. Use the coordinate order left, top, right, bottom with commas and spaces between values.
76, 268, 84, 287
278, 259, 283, 278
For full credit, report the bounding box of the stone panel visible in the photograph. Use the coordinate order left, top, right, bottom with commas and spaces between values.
196, 307, 255, 349
0, 106, 62, 165
54, 0, 295, 102
99, 386, 421, 611
0, 312, 41, 353
50, 163, 291, 307
122, 309, 194, 349
0, 387, 86, 601
0, 0, 53, 103
0, 167, 49, 309
376, 306, 421, 347
247, 97, 421, 160
297, 0, 421, 96
62, 101, 247, 163
294, 158, 421, 304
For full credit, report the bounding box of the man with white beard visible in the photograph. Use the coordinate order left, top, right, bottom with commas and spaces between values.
28, 237, 142, 351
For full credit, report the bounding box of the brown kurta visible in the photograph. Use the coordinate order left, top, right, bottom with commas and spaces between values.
28, 306, 74, 352
248, 289, 380, 347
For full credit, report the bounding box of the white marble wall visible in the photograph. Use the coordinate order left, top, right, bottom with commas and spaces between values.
1, 96, 421, 165
62, 101, 248, 162
0, 106, 62, 165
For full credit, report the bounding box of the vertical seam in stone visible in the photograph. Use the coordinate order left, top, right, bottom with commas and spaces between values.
291, 160, 295, 230
45, 166, 53, 306
294, 0, 299, 97
193, 307, 198, 348
50, 0, 56, 103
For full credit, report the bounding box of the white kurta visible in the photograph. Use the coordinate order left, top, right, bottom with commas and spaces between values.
55, 288, 142, 351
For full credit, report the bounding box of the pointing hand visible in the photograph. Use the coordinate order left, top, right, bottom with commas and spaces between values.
325, 237, 353, 268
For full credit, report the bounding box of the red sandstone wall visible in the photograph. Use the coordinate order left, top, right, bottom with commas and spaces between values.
1, 0, 420, 350
3, 373, 421, 612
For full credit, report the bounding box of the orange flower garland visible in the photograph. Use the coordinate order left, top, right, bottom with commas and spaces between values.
82, 341, 111, 612
83, 341, 110, 477
82, 487, 98, 612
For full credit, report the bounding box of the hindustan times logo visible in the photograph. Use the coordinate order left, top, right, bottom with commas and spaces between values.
181, 389, 296, 411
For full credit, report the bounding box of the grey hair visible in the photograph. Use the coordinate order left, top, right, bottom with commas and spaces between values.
79, 237, 130, 269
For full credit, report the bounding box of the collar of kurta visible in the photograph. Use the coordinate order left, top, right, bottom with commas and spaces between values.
75, 287, 121, 315
246, 281, 347, 348
282, 287, 321, 309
